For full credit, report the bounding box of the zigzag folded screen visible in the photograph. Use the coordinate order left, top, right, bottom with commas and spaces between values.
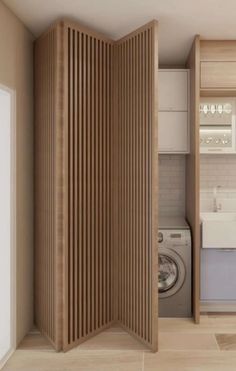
34, 20, 158, 352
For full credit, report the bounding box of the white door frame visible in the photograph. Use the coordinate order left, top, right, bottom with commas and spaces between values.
0, 83, 16, 368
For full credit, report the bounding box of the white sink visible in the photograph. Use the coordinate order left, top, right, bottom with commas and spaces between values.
201, 212, 236, 249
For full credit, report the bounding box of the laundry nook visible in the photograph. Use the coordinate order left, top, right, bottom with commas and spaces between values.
1, 1, 236, 370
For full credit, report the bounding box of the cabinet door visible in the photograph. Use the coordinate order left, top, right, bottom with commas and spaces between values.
159, 70, 188, 111
201, 61, 236, 89
158, 112, 188, 153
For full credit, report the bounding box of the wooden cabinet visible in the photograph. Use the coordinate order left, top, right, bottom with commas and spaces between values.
200, 41, 236, 62
200, 41, 236, 92
201, 62, 236, 89
158, 69, 189, 153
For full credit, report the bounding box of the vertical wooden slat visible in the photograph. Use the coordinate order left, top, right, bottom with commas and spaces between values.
130, 36, 134, 333
148, 28, 152, 343
73, 30, 78, 341
87, 35, 91, 335
146, 29, 150, 342
121, 42, 124, 324
145, 29, 149, 342
78, 31, 83, 340
82, 32, 87, 338
103, 42, 106, 327
48, 30, 52, 340
62, 21, 69, 350
95, 37, 99, 332
127, 38, 130, 330
107, 43, 110, 323
99, 39, 102, 329
69, 27, 74, 344
151, 23, 159, 349
142, 30, 146, 340
91, 37, 95, 333
134, 34, 138, 335
139, 31, 142, 338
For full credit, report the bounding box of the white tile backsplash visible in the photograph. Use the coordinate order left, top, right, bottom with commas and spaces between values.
200, 155, 236, 192
159, 155, 185, 216
200, 155, 236, 211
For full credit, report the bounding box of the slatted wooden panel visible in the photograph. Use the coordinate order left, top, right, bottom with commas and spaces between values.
35, 19, 158, 352
116, 21, 159, 351
186, 35, 200, 324
63, 22, 114, 350
34, 23, 64, 351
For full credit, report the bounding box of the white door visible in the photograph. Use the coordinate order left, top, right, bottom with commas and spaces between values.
0, 85, 15, 366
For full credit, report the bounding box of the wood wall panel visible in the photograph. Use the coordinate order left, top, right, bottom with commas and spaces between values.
200, 61, 236, 89
200, 40, 236, 94
64, 23, 114, 350
200, 40, 236, 61
186, 36, 200, 324
116, 21, 158, 351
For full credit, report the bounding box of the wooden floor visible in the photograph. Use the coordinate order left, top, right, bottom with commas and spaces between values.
3, 314, 236, 370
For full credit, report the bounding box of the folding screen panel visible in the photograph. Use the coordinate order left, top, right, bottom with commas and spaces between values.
34, 23, 63, 350
186, 36, 200, 324
115, 21, 158, 351
63, 21, 114, 350
35, 19, 158, 352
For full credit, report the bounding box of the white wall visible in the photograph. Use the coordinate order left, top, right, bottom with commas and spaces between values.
0, 2, 34, 345
0, 88, 11, 360
158, 155, 186, 216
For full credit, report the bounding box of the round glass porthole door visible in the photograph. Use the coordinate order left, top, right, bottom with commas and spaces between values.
158, 248, 186, 299
159, 255, 178, 292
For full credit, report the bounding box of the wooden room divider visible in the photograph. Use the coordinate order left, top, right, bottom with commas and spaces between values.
34, 19, 158, 352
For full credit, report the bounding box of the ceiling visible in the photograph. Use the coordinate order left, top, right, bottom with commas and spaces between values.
3, 0, 236, 65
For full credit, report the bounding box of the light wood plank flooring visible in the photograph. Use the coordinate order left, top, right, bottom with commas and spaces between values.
3, 314, 236, 370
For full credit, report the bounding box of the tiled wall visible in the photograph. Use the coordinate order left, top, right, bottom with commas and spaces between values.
200, 155, 236, 201
158, 155, 185, 216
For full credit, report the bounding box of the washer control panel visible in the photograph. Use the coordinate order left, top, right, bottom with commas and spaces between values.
158, 229, 191, 247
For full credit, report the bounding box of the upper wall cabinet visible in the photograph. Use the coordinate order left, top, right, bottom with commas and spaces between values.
159, 70, 188, 111
158, 69, 189, 153
201, 62, 236, 89
200, 41, 236, 92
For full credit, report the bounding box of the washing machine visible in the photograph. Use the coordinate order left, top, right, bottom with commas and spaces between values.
158, 217, 192, 317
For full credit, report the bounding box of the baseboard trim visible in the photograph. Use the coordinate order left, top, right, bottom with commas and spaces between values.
0, 348, 14, 369
200, 300, 236, 312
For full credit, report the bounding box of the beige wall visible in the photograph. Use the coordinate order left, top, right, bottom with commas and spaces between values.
0, 2, 34, 345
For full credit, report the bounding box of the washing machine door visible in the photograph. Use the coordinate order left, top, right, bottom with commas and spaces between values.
158, 247, 186, 299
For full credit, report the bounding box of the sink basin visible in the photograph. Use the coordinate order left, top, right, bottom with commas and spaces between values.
201, 212, 236, 249
201, 212, 236, 222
